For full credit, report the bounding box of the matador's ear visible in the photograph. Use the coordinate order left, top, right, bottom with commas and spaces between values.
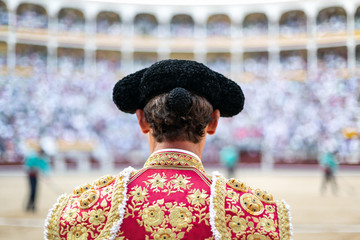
135, 109, 150, 134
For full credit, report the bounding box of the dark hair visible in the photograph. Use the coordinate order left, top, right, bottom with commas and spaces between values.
143, 91, 214, 143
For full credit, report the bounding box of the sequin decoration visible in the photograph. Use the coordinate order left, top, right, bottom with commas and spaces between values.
78, 189, 100, 209
73, 183, 93, 197
94, 175, 115, 189
254, 189, 275, 204
240, 193, 264, 216
227, 178, 249, 192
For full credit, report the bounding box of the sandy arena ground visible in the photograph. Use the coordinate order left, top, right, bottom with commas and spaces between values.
0, 167, 359, 240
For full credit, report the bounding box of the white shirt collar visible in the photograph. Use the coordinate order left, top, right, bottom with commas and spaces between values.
150, 148, 201, 162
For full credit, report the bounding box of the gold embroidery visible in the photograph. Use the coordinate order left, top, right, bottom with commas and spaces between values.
229, 216, 248, 233
73, 183, 93, 197
164, 174, 194, 196
254, 189, 275, 204
46, 194, 71, 239
265, 205, 275, 214
228, 178, 249, 192
47, 168, 134, 240
144, 151, 205, 172
144, 173, 167, 191
134, 201, 198, 237
129, 166, 211, 187
171, 174, 192, 190
247, 233, 268, 240
258, 218, 276, 232
226, 188, 240, 204
169, 207, 193, 229
225, 189, 281, 239
240, 193, 264, 216
153, 228, 179, 240
95, 174, 127, 239
124, 172, 211, 239
142, 204, 165, 227
63, 207, 79, 223
213, 175, 231, 239
224, 181, 282, 239
78, 189, 100, 209
145, 173, 195, 196
67, 224, 89, 240
225, 203, 247, 238
115, 231, 128, 240
94, 175, 115, 189
89, 209, 107, 226
276, 200, 291, 240
129, 185, 149, 202
101, 185, 114, 198
125, 186, 148, 219
187, 189, 209, 206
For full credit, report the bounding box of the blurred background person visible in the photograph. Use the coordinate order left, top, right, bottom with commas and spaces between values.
24, 147, 50, 212
319, 148, 339, 195
219, 144, 239, 178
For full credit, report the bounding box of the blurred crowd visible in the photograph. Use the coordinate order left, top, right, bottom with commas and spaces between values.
0, 48, 359, 164
317, 8, 347, 33
96, 12, 122, 35
170, 15, 194, 37
17, 7, 47, 29
279, 11, 307, 35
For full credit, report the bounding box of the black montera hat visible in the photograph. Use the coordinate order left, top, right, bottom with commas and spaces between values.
113, 59, 245, 117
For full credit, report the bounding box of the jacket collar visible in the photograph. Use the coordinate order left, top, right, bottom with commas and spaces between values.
144, 148, 205, 172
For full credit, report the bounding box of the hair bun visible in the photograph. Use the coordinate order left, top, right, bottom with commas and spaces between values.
166, 87, 192, 114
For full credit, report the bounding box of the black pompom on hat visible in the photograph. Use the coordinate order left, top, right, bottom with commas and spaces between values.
113, 59, 245, 117
166, 87, 192, 115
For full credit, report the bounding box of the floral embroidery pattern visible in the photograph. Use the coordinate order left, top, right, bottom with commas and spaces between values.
142, 204, 165, 226
144, 173, 194, 196
224, 183, 281, 240
122, 172, 210, 239
187, 189, 209, 206
63, 208, 79, 223
89, 209, 106, 226
129, 186, 149, 202
169, 207, 193, 229
259, 218, 276, 232
67, 225, 89, 240
153, 228, 181, 240
145, 173, 167, 191
229, 216, 248, 233
44, 167, 135, 240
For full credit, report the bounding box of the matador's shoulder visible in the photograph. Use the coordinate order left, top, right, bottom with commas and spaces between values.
44, 167, 136, 240
210, 173, 292, 240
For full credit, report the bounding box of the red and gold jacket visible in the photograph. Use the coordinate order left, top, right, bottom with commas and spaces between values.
45, 149, 292, 240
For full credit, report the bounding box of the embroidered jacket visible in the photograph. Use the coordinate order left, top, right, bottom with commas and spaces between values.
45, 149, 292, 240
